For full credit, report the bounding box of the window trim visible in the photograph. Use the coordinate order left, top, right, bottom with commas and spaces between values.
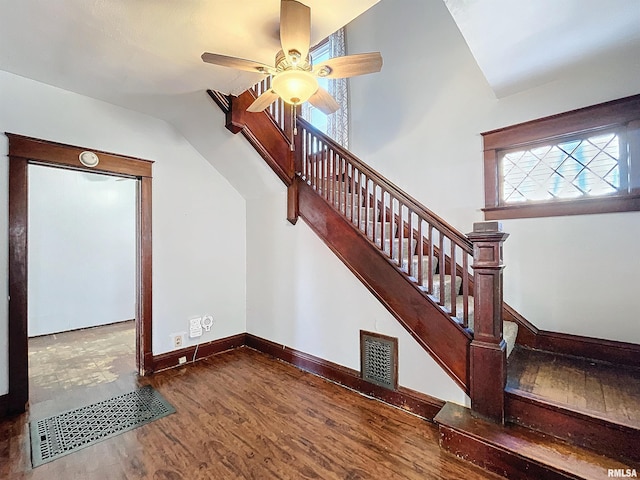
482, 94, 640, 220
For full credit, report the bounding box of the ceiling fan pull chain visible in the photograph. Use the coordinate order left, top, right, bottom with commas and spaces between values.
290, 106, 297, 151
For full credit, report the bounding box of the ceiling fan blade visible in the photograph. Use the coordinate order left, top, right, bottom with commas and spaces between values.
201, 52, 274, 74
247, 89, 280, 112
280, 0, 311, 63
308, 87, 340, 115
314, 52, 383, 79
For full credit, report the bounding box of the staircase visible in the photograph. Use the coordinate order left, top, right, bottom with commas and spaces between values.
209, 85, 640, 478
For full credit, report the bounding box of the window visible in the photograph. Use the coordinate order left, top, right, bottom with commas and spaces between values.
302, 29, 350, 148
482, 94, 640, 219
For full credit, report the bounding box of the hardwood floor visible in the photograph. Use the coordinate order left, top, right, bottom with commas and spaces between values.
507, 347, 640, 427
27, 320, 137, 420
2, 339, 503, 479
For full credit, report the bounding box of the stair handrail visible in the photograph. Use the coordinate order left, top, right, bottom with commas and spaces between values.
295, 117, 472, 253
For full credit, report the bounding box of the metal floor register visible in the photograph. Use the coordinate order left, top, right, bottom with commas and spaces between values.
30, 385, 176, 467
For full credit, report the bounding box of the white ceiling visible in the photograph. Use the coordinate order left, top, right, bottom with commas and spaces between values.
2, 0, 638, 113
444, 0, 640, 97
0, 0, 378, 106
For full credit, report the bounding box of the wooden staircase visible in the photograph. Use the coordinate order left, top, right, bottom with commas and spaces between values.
208, 85, 640, 478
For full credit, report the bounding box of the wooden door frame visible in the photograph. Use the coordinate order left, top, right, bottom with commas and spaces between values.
6, 133, 154, 415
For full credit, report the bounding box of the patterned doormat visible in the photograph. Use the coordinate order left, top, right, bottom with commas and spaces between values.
30, 385, 175, 467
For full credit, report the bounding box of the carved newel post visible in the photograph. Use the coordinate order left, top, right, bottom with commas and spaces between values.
467, 221, 509, 423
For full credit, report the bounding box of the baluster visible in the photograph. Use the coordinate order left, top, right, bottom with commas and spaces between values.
340, 156, 345, 215
321, 146, 326, 199
417, 218, 424, 286
462, 251, 469, 328
450, 241, 457, 316
407, 209, 414, 277
350, 164, 356, 223
364, 175, 370, 238
395, 198, 401, 262
379, 189, 386, 250
330, 150, 336, 205
439, 231, 445, 305
428, 225, 434, 294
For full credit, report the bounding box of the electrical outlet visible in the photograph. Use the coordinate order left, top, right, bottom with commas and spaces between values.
171, 333, 185, 349
178, 356, 187, 365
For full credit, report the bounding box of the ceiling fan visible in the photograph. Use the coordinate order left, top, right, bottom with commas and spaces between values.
201, 0, 383, 115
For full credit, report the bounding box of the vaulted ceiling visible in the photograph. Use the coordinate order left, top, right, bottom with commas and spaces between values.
2, 0, 639, 113
444, 0, 640, 97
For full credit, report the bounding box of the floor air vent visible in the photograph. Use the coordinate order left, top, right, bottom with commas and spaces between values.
360, 331, 398, 390
30, 385, 175, 467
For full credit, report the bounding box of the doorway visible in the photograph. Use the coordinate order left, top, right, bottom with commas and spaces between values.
27, 165, 137, 415
7, 133, 154, 415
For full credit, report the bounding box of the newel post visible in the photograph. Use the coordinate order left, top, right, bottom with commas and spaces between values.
286, 109, 302, 225
467, 221, 509, 423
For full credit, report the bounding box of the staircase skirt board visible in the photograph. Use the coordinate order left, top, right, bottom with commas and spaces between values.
506, 390, 640, 463
297, 178, 472, 391
435, 402, 636, 480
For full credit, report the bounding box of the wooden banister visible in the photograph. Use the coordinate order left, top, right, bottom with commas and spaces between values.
296, 117, 475, 327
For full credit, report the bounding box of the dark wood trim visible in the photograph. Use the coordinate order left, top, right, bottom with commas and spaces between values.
138, 176, 154, 374
534, 332, 640, 368
206, 89, 231, 114
435, 402, 623, 480
503, 302, 640, 367
6, 133, 153, 178
503, 304, 538, 348
7, 156, 28, 415
152, 333, 247, 372
482, 94, 640, 220
246, 334, 445, 421
6, 133, 153, 415
222, 90, 294, 186
506, 389, 640, 463
286, 180, 299, 225
482, 94, 640, 150
0, 393, 8, 418
483, 194, 640, 220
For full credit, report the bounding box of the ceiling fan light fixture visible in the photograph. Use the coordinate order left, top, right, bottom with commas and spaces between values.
272, 69, 318, 105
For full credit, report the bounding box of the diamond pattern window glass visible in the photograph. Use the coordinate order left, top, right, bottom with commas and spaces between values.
500, 131, 625, 205
483, 95, 640, 219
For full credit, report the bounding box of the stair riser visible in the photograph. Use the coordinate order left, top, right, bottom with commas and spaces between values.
431, 276, 461, 301
506, 391, 640, 463
438, 425, 581, 480
382, 240, 417, 268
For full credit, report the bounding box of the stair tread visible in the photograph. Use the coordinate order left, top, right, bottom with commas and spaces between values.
435, 402, 637, 480
506, 347, 640, 430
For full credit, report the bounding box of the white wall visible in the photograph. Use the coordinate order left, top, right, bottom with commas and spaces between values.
346, 0, 640, 344
246, 191, 467, 406
0, 70, 247, 395
28, 166, 136, 336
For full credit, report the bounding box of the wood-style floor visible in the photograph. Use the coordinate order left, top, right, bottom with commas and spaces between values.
27, 320, 137, 420
2, 326, 502, 480
507, 347, 640, 428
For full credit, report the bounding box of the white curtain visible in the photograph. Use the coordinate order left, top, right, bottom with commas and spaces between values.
326, 28, 349, 149
303, 28, 349, 148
